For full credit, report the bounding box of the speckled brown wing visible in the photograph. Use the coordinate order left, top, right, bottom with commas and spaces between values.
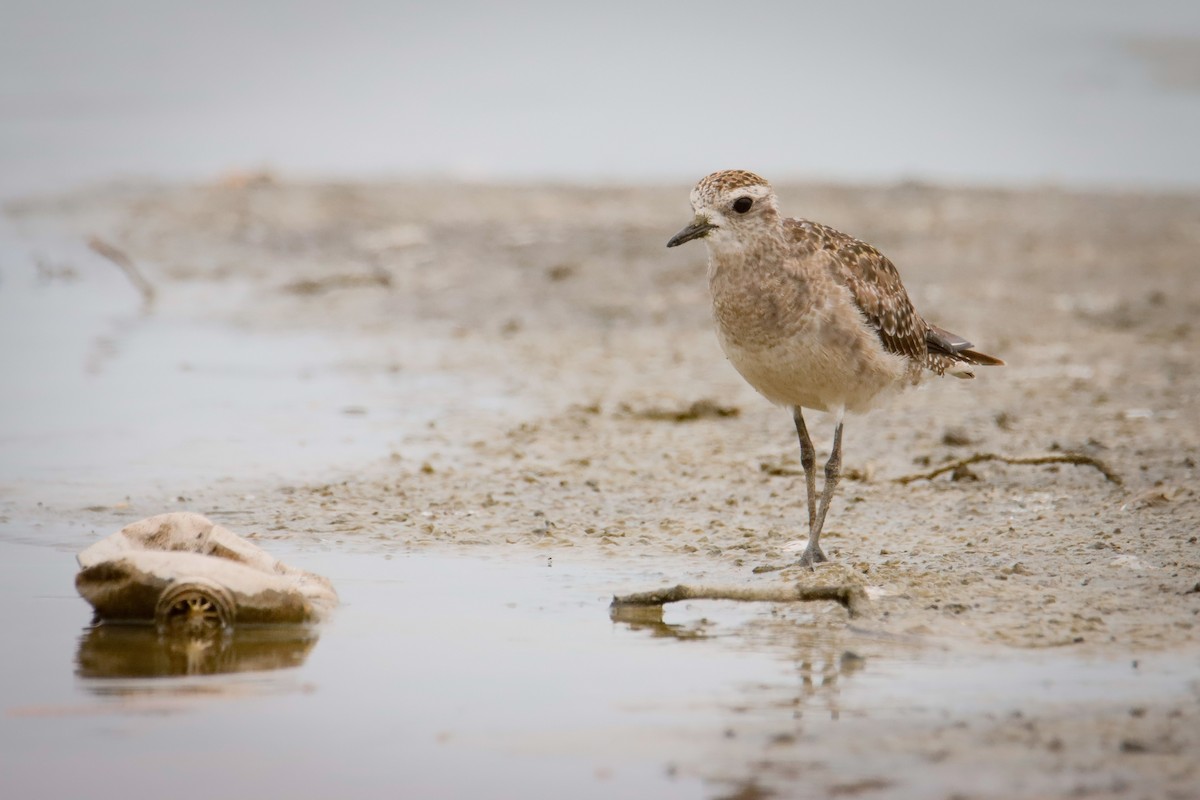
784, 218, 928, 363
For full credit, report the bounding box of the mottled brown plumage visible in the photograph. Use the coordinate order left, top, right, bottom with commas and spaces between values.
783, 218, 1003, 376
668, 170, 1003, 568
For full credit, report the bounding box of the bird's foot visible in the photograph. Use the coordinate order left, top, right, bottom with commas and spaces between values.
795, 544, 829, 571
752, 544, 829, 574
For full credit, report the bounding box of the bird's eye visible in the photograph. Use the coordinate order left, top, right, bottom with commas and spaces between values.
732, 196, 753, 214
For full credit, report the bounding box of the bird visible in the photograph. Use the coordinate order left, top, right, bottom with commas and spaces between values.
667, 170, 1003, 569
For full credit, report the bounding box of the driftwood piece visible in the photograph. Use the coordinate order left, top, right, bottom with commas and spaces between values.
894, 452, 1122, 486
610, 583, 869, 618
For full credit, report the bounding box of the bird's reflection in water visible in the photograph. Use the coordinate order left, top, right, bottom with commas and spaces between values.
75, 623, 320, 681
610, 601, 869, 722
611, 600, 878, 795
791, 646, 867, 723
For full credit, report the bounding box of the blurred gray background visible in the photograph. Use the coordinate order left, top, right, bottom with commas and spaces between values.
1, 0, 1199, 197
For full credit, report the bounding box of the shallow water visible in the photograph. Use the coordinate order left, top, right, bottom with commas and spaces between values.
0, 221, 504, 511
2, 537, 1196, 799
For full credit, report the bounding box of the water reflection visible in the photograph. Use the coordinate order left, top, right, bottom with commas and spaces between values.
612, 602, 874, 732
75, 623, 320, 680
610, 601, 880, 793
789, 647, 868, 724
608, 603, 715, 640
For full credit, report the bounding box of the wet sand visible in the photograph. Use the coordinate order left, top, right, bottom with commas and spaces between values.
2, 177, 1199, 798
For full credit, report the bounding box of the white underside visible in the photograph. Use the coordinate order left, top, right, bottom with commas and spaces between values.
717, 320, 911, 415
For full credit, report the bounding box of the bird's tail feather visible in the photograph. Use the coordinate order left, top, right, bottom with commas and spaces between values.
926, 324, 1005, 367
955, 348, 1005, 367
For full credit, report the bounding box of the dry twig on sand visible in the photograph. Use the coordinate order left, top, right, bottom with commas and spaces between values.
283, 271, 392, 295
621, 399, 741, 423
894, 452, 1122, 486
88, 236, 156, 307
611, 583, 869, 618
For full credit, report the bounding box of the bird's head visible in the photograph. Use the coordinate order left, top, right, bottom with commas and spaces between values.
666, 170, 779, 253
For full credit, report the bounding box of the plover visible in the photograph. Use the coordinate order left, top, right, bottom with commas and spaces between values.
667, 170, 1003, 568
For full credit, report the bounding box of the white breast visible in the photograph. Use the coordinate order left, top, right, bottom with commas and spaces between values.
715, 305, 913, 414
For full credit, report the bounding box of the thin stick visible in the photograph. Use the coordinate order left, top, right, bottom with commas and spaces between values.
88, 236, 156, 307
894, 452, 1122, 486
284, 271, 391, 295
610, 583, 869, 618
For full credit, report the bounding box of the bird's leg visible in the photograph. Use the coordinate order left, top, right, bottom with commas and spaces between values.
793, 407, 832, 569
800, 419, 843, 568
791, 406, 818, 536
754, 409, 839, 575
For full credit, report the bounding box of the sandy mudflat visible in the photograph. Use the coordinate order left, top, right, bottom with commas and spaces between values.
6, 177, 1199, 798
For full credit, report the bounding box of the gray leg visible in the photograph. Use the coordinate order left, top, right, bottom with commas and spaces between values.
753, 410, 841, 575
798, 420, 843, 568
791, 407, 817, 535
